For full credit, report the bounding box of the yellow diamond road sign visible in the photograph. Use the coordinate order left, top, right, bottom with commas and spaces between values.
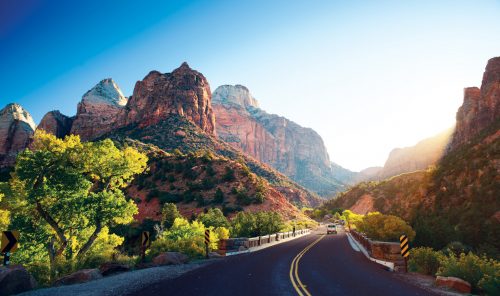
2, 231, 20, 253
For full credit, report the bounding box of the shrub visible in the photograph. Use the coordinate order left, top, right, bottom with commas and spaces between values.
222, 166, 235, 182
355, 212, 415, 242
438, 252, 499, 293
146, 189, 160, 202
149, 218, 228, 259
213, 188, 224, 204
408, 247, 443, 275
443, 241, 472, 257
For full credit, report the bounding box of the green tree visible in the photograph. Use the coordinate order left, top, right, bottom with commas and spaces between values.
0, 189, 10, 230
8, 131, 147, 272
161, 203, 182, 229
355, 212, 416, 242
213, 188, 224, 204
198, 208, 229, 228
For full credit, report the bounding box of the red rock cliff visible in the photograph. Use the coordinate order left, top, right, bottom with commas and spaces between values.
37, 110, 74, 138
212, 85, 342, 196
125, 62, 216, 135
449, 57, 500, 150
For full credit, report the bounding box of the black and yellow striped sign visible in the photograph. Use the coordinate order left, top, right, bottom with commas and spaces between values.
204, 229, 210, 245
400, 234, 410, 258
142, 231, 150, 248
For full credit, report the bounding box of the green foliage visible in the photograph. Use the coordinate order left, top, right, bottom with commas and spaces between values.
438, 252, 499, 293
149, 217, 228, 259
408, 247, 443, 275
342, 210, 363, 229
231, 211, 284, 237
222, 166, 235, 182
198, 208, 229, 228
7, 131, 147, 280
213, 188, 224, 204
161, 203, 182, 229
355, 212, 415, 242
0, 190, 10, 230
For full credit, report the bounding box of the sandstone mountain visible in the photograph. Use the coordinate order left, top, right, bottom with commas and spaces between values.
38, 110, 74, 139
0, 103, 36, 168
379, 129, 453, 179
8, 63, 319, 222
70, 78, 127, 141
448, 57, 500, 151
212, 84, 344, 197
38, 63, 216, 142
326, 57, 500, 254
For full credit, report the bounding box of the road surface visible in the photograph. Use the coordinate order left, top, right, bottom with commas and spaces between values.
128, 226, 434, 296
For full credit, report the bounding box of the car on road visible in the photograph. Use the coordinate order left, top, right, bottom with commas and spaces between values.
326, 224, 337, 234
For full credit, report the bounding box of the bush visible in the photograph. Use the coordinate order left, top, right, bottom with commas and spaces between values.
355, 212, 415, 242
213, 188, 224, 204
149, 218, 228, 259
222, 167, 235, 182
438, 252, 499, 293
408, 247, 443, 275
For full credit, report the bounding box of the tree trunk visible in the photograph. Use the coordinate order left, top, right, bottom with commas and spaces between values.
77, 221, 102, 257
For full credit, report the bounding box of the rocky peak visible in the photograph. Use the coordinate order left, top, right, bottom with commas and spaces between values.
0, 103, 36, 167
212, 85, 259, 109
448, 57, 500, 151
80, 78, 127, 108
125, 63, 216, 135
70, 79, 128, 141
37, 110, 74, 138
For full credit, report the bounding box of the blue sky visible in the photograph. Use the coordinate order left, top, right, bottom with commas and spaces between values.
1, 0, 499, 171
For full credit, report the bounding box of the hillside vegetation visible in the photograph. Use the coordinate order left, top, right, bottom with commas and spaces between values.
326, 120, 500, 256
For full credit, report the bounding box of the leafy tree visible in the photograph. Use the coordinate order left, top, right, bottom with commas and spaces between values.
231, 211, 284, 237
355, 212, 415, 242
8, 131, 147, 273
342, 210, 363, 229
198, 208, 229, 228
161, 203, 182, 229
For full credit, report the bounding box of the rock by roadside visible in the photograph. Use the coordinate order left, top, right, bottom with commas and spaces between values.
18, 259, 219, 296
395, 272, 470, 296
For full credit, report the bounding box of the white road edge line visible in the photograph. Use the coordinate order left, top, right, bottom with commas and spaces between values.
346, 232, 395, 272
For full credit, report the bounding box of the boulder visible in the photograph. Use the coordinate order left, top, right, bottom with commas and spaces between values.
152, 252, 189, 266
99, 262, 130, 276
0, 265, 37, 295
54, 268, 102, 286
435, 276, 472, 294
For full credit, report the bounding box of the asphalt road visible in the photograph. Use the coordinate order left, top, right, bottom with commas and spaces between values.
128, 227, 434, 296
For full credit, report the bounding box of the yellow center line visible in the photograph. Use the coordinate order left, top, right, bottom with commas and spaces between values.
289, 234, 325, 296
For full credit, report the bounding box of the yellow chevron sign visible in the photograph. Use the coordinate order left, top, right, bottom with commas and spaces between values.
1, 231, 19, 253
399, 234, 410, 258
141, 231, 150, 248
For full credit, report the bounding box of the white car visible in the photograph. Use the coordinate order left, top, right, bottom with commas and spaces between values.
326, 224, 337, 234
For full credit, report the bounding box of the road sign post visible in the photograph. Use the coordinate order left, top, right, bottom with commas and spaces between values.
204, 229, 210, 259
399, 234, 410, 272
141, 231, 150, 263
2, 231, 19, 266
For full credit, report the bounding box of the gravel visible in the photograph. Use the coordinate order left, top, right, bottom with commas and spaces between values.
17, 260, 217, 296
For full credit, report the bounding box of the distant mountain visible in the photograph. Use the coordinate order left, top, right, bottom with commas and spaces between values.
212, 84, 345, 197
326, 57, 500, 253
